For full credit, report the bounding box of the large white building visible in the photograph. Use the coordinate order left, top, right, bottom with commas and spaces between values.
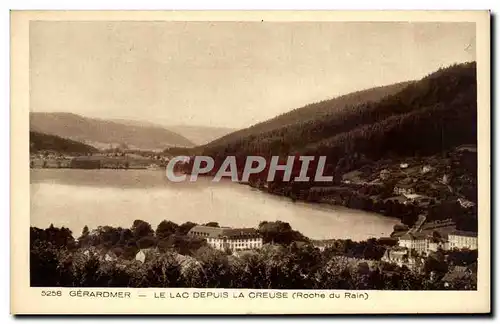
188, 225, 263, 251
398, 232, 449, 255
398, 233, 429, 254
398, 229, 476, 256
448, 231, 478, 250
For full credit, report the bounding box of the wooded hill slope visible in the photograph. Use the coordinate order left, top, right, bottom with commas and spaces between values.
203, 81, 412, 151
30, 131, 99, 154
201, 62, 477, 174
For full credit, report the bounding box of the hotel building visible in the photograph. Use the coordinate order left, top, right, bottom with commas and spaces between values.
188, 225, 263, 251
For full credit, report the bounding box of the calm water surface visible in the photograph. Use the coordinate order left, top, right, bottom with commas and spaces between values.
30, 169, 399, 240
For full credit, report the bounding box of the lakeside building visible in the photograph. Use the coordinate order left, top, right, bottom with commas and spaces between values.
428, 237, 448, 252
421, 165, 433, 174
393, 178, 416, 195
381, 247, 424, 270
448, 231, 478, 250
398, 233, 429, 254
188, 225, 263, 251
382, 247, 412, 266
397, 225, 476, 256
135, 247, 160, 263
311, 240, 336, 252
457, 198, 476, 209
398, 233, 449, 255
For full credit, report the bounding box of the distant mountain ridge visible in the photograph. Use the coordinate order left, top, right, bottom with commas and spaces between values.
167, 125, 236, 146
30, 112, 195, 150
108, 118, 236, 145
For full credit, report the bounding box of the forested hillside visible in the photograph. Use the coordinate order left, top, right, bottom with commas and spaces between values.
201, 63, 476, 172
203, 81, 412, 150
30, 131, 98, 154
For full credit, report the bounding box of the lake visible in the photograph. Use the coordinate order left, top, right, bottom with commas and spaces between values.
30, 169, 399, 240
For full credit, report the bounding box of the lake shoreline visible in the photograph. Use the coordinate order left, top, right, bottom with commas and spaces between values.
30, 169, 400, 241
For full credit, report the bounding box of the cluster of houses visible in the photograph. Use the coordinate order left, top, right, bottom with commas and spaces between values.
382, 225, 478, 268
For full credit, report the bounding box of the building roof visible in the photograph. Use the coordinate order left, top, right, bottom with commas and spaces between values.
450, 230, 478, 238
135, 247, 160, 263
188, 225, 225, 237
189, 225, 261, 239
222, 228, 261, 239
403, 193, 424, 200
387, 246, 408, 254
395, 183, 414, 189
457, 198, 476, 208
400, 232, 428, 241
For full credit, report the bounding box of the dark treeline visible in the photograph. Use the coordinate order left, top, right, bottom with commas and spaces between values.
30, 131, 99, 154
30, 222, 477, 290
30, 220, 311, 262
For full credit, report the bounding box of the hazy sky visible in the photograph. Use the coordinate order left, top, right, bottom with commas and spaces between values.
30, 21, 475, 129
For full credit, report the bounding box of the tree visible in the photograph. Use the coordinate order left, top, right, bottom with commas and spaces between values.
118, 229, 134, 247
203, 222, 220, 228
156, 220, 179, 239
447, 249, 478, 266
81, 225, 89, 237
44, 224, 75, 249
131, 220, 154, 240
137, 236, 157, 249
258, 221, 308, 245
78, 225, 90, 247
423, 251, 448, 279
177, 222, 197, 236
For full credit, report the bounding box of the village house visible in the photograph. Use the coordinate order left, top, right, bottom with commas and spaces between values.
81, 247, 118, 262
402, 193, 422, 202
381, 247, 423, 269
135, 247, 160, 263
457, 198, 476, 209
401, 193, 434, 208
381, 247, 410, 266
393, 184, 416, 195
188, 225, 263, 251
428, 237, 448, 252
398, 232, 428, 254
421, 165, 433, 174
448, 231, 478, 250
398, 230, 451, 255
311, 240, 334, 252
393, 179, 416, 195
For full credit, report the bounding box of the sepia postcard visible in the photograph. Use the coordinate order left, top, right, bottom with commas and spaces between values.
11, 10, 491, 314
